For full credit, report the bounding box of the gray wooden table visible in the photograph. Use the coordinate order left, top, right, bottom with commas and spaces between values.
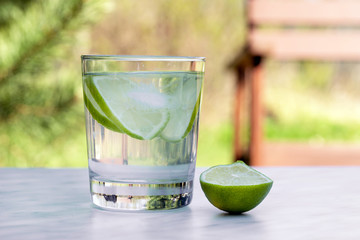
1, 167, 360, 240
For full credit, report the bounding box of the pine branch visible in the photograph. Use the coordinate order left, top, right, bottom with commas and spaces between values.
0, 0, 84, 86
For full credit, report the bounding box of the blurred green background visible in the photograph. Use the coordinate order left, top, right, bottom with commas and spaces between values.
1, 0, 360, 167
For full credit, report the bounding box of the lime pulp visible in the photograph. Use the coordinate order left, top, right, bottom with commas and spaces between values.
82, 72, 203, 141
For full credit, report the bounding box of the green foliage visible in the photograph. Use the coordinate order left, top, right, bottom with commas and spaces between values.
197, 123, 234, 166
294, 62, 334, 91
265, 61, 360, 144
0, 0, 109, 167
0, 0, 246, 167
266, 117, 360, 142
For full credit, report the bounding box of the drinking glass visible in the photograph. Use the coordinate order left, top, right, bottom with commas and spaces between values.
81, 55, 205, 210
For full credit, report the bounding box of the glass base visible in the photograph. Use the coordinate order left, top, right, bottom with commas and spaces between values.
90, 179, 193, 210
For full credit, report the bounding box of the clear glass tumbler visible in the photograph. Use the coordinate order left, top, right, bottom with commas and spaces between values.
81, 55, 205, 210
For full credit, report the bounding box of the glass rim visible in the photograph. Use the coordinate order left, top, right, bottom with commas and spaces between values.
81, 55, 206, 62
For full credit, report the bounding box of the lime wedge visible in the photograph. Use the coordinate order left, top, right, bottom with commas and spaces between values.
200, 161, 273, 213
85, 74, 170, 140
160, 73, 203, 141
83, 82, 123, 133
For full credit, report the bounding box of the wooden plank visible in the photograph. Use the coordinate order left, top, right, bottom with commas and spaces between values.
249, 30, 360, 61
263, 142, 360, 166
249, 0, 360, 26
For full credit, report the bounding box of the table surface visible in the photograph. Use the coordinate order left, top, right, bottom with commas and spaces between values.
1, 166, 360, 240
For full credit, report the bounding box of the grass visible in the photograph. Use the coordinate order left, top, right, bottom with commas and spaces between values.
198, 116, 360, 167
264, 62, 360, 144
197, 123, 234, 167
266, 118, 360, 143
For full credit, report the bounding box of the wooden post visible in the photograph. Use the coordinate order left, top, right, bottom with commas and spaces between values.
190, 61, 196, 71
234, 67, 247, 163
250, 56, 263, 166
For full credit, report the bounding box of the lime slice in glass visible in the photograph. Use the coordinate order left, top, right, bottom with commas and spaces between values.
83, 82, 123, 133
85, 74, 170, 140
160, 72, 203, 141
200, 161, 273, 213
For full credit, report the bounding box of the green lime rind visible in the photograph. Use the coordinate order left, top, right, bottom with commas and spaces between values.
160, 89, 202, 142
182, 88, 202, 138
85, 75, 170, 140
160, 74, 203, 142
200, 180, 272, 213
83, 83, 124, 133
200, 161, 273, 213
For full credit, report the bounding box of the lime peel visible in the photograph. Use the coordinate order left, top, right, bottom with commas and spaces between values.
82, 72, 203, 141
83, 82, 124, 133
160, 75, 203, 142
85, 75, 170, 140
200, 161, 273, 213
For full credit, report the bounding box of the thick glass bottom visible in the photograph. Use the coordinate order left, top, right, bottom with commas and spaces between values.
90, 179, 193, 210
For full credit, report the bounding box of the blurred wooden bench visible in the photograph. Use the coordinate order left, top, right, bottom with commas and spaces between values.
229, 0, 360, 165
